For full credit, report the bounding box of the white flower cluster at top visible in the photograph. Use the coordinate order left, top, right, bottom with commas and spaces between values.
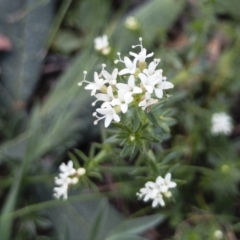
53, 160, 86, 200
79, 37, 174, 128
136, 173, 177, 208
211, 112, 233, 136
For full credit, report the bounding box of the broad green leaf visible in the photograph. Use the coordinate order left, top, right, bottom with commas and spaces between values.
88, 200, 108, 240
0, 0, 54, 107
110, 214, 165, 236
107, 235, 147, 240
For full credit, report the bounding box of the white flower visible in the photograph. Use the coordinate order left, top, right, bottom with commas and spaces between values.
211, 112, 233, 135
137, 173, 177, 208
53, 174, 71, 199
155, 176, 168, 193
139, 73, 158, 94
154, 76, 174, 99
139, 72, 173, 99
214, 230, 223, 239
102, 68, 118, 85
112, 90, 133, 113
163, 173, 177, 189
136, 181, 158, 202
143, 58, 161, 76
53, 161, 86, 200
53, 183, 69, 200
116, 75, 142, 94
152, 193, 165, 207
138, 92, 158, 110
92, 86, 115, 108
94, 35, 111, 55
94, 105, 120, 127
130, 37, 154, 63
59, 160, 76, 177
78, 71, 107, 96
115, 53, 138, 75
125, 16, 140, 30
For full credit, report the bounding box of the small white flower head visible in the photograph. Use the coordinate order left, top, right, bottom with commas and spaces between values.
139, 72, 158, 94
137, 173, 177, 208
59, 160, 76, 177
115, 52, 138, 75
92, 86, 115, 107
163, 173, 177, 189
152, 193, 165, 208
102, 66, 118, 85
154, 75, 174, 99
138, 92, 158, 110
94, 35, 111, 55
213, 230, 223, 239
112, 90, 133, 113
53, 161, 86, 200
136, 181, 158, 202
125, 16, 140, 30
130, 37, 154, 63
211, 112, 233, 135
143, 58, 161, 76
53, 183, 69, 200
94, 105, 120, 128
116, 75, 142, 95
78, 71, 107, 96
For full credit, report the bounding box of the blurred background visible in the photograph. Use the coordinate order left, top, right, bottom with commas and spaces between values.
0, 0, 240, 239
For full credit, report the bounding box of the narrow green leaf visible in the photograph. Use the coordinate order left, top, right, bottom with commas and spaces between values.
133, 108, 141, 133
74, 149, 89, 162
0, 168, 23, 240
120, 145, 132, 158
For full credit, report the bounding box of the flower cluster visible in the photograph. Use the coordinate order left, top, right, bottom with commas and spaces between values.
79, 37, 174, 127
53, 160, 86, 200
136, 173, 177, 208
94, 35, 111, 55
211, 112, 233, 136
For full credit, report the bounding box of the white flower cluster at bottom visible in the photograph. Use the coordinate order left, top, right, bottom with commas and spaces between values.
136, 173, 176, 208
53, 160, 86, 200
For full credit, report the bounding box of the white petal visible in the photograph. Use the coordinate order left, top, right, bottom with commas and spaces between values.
128, 75, 135, 87
161, 81, 174, 89
116, 83, 131, 92
139, 73, 148, 84
118, 68, 130, 75
121, 104, 128, 113
145, 85, 154, 93
95, 93, 111, 101
156, 176, 164, 185
133, 86, 142, 94
113, 113, 120, 122
165, 173, 171, 182
102, 70, 111, 80
104, 115, 113, 128
124, 57, 133, 69
155, 89, 163, 98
